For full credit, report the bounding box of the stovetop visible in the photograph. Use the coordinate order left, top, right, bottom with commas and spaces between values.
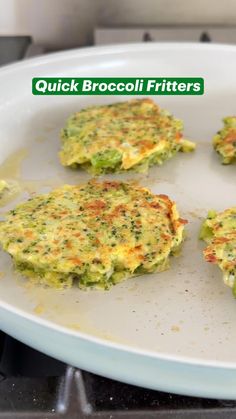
1, 35, 236, 419
1, 331, 236, 419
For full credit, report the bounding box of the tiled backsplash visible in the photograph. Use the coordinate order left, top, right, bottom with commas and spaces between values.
0, 0, 235, 48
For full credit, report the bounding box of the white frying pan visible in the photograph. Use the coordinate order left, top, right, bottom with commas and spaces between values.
0, 43, 236, 399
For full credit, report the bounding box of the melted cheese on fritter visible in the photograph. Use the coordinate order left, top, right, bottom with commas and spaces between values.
213, 117, 236, 164
200, 208, 236, 295
0, 180, 187, 290
60, 99, 195, 174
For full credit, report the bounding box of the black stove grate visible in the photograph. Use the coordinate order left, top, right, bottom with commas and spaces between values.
0, 333, 236, 419
0, 36, 31, 66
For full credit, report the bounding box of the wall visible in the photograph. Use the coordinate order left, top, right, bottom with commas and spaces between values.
0, 0, 98, 48
0, 0, 236, 48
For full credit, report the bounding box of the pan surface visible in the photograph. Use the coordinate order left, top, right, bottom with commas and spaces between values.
0, 43, 236, 398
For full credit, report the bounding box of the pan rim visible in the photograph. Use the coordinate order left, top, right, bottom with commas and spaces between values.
1, 297, 236, 370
